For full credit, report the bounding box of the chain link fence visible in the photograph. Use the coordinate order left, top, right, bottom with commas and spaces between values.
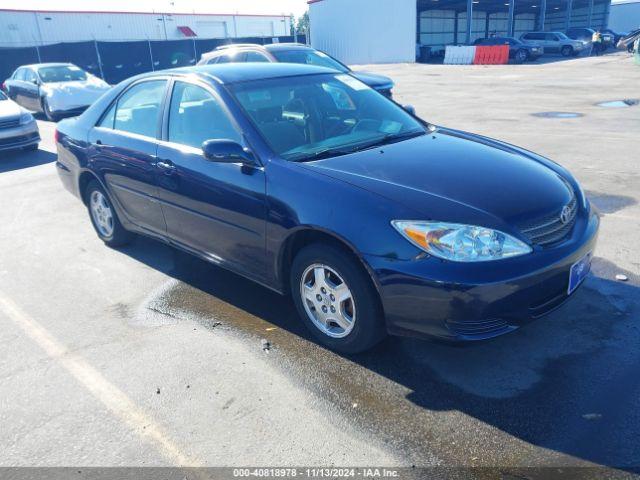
0, 35, 307, 85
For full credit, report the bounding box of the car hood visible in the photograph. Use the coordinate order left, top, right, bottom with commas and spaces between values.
42, 78, 111, 110
351, 71, 394, 89
301, 129, 573, 230
0, 99, 22, 119
42, 79, 110, 95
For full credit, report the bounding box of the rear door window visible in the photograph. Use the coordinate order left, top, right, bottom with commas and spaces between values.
24, 69, 38, 84
109, 80, 167, 138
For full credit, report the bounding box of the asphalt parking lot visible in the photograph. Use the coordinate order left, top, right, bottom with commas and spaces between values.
1, 52, 639, 474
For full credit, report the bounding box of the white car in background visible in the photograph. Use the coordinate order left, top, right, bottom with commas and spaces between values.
2, 63, 111, 121
0, 90, 40, 153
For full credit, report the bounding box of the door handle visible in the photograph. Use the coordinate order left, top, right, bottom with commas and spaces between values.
156, 160, 176, 172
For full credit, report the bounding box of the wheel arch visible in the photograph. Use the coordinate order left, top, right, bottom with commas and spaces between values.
277, 226, 384, 304
77, 170, 103, 205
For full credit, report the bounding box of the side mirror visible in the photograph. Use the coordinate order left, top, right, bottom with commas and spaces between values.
202, 139, 256, 165
31, 78, 39, 85
402, 104, 416, 116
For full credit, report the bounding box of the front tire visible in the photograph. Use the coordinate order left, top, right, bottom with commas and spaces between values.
561, 45, 573, 57
290, 244, 386, 353
85, 180, 132, 247
42, 99, 58, 122
515, 49, 528, 64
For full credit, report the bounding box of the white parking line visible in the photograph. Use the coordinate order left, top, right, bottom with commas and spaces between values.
0, 291, 200, 467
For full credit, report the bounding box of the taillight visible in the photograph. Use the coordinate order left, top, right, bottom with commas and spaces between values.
54, 129, 60, 144
0, 82, 5, 91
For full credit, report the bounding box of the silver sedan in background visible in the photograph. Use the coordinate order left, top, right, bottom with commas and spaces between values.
0, 90, 39, 153
2, 63, 111, 122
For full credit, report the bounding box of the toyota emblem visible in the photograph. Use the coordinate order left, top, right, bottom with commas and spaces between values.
559, 205, 571, 224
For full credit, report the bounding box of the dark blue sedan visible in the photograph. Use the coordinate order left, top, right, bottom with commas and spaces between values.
55, 63, 599, 353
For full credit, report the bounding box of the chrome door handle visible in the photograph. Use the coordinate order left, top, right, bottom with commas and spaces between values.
156, 160, 176, 172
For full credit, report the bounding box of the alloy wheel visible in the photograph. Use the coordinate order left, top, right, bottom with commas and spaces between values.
90, 190, 114, 238
299, 263, 356, 338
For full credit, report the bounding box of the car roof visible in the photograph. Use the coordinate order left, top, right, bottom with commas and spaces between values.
203, 42, 311, 57
168, 62, 337, 85
20, 63, 75, 70
264, 43, 312, 51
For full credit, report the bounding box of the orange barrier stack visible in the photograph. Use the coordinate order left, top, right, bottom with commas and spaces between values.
473, 46, 489, 64
473, 45, 510, 65
497, 45, 509, 64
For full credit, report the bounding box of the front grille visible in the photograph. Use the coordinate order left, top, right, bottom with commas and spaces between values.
447, 318, 511, 338
0, 117, 20, 129
0, 132, 38, 147
529, 289, 570, 318
518, 188, 578, 246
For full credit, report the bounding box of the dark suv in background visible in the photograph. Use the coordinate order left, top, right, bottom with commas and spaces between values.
474, 36, 544, 63
197, 43, 395, 97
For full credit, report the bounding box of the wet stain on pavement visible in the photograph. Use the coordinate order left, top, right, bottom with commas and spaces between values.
531, 112, 583, 119
595, 99, 639, 108
127, 237, 640, 470
586, 191, 637, 215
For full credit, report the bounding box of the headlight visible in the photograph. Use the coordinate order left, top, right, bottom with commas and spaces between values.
19, 111, 34, 125
391, 221, 532, 262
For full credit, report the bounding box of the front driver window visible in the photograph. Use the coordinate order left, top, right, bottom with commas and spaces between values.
245, 51, 270, 62
168, 81, 241, 149
111, 80, 166, 138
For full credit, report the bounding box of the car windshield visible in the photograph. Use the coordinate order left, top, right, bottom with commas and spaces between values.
270, 49, 350, 73
230, 73, 426, 162
0, 91, 7, 101
38, 65, 88, 83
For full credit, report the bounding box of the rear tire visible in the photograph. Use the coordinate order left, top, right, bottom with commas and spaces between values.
561, 45, 573, 57
290, 244, 386, 354
85, 180, 133, 247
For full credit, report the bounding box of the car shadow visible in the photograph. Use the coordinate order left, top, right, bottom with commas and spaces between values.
117, 235, 640, 469
532, 49, 621, 64
0, 148, 56, 173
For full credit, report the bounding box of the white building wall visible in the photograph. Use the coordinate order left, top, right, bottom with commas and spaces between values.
609, 1, 640, 31
0, 10, 289, 47
310, 0, 416, 64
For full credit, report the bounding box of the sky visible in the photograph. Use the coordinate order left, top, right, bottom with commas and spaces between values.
1, 0, 310, 18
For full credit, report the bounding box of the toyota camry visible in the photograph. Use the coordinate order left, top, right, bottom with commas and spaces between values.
55, 64, 598, 353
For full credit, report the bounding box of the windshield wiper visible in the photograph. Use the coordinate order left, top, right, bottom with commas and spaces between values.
286, 130, 426, 162
353, 130, 426, 151
287, 146, 357, 162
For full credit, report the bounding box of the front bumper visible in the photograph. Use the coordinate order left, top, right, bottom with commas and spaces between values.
48, 105, 89, 116
365, 212, 599, 341
44, 88, 109, 115
0, 121, 40, 151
